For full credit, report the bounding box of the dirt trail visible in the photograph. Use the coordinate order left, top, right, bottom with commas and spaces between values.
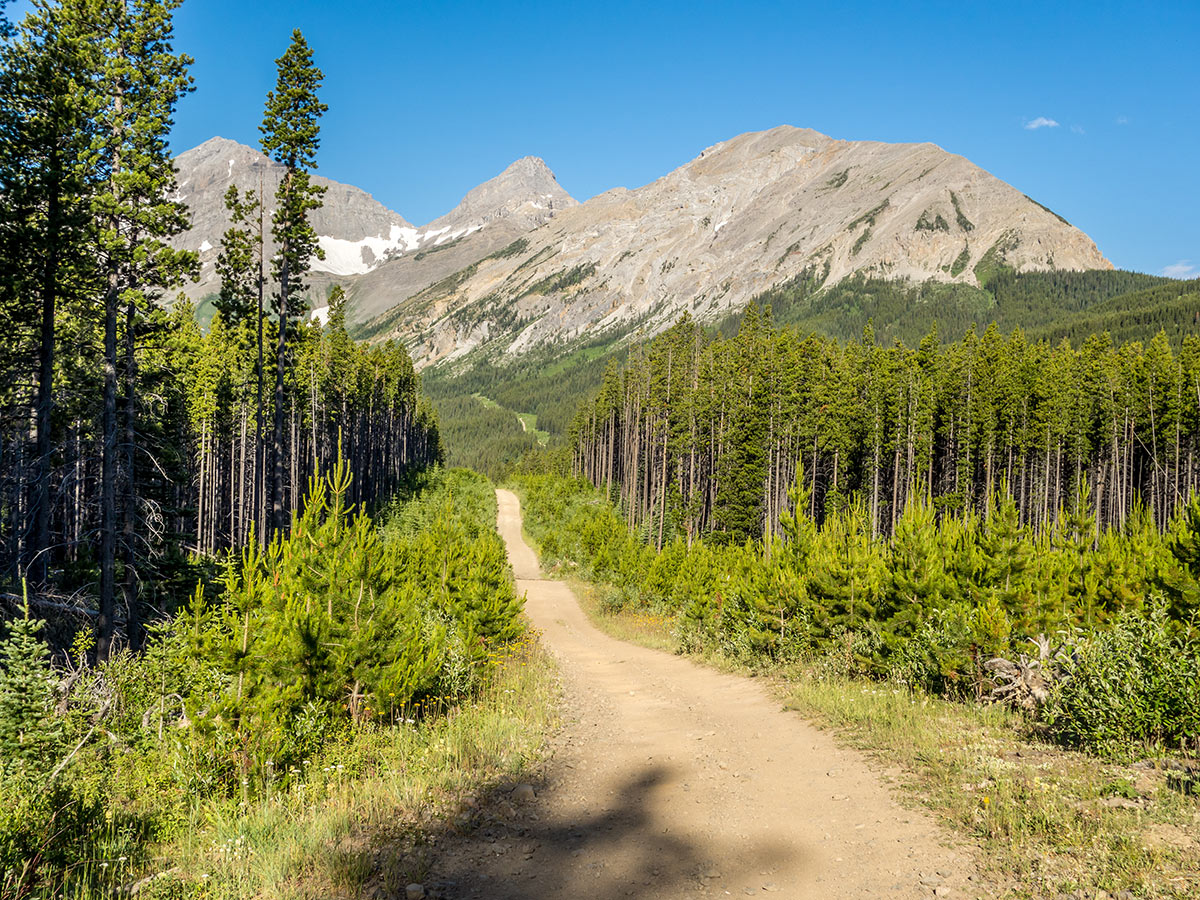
427, 491, 981, 899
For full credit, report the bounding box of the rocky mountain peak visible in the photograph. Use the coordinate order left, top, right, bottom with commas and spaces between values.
172, 137, 419, 296
424, 155, 578, 233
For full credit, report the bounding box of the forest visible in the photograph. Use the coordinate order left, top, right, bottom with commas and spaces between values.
0, 8, 479, 893
570, 309, 1200, 543
425, 267, 1200, 481
550, 306, 1200, 756
0, 1, 441, 658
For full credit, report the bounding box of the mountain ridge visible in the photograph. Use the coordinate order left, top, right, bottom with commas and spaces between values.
170, 138, 578, 311
357, 125, 1111, 366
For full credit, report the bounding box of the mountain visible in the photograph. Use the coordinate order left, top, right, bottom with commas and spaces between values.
171, 137, 410, 306
356, 126, 1112, 366
171, 138, 577, 321
424, 156, 576, 234
342, 156, 576, 325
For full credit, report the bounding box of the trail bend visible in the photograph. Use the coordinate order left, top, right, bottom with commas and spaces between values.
430, 490, 980, 899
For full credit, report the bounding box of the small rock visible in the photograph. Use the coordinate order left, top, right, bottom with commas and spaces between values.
405, 885, 425, 900
831, 794, 849, 801
933, 887, 953, 897
512, 784, 536, 803
763, 883, 780, 892
1100, 796, 1140, 809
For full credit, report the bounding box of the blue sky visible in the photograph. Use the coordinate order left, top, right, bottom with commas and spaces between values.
12, 0, 1199, 275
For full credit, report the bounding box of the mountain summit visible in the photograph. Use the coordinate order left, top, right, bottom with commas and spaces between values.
425, 156, 577, 234
172, 137, 413, 295
171, 139, 577, 309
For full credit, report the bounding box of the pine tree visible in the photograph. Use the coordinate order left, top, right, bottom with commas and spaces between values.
883, 495, 952, 640
977, 484, 1032, 606
91, 0, 196, 657
714, 304, 770, 541
259, 28, 326, 536
1160, 493, 1200, 627
0, 595, 63, 774
214, 184, 260, 327
0, 0, 98, 585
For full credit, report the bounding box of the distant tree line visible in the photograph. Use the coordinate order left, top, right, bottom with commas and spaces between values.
745, 266, 1199, 348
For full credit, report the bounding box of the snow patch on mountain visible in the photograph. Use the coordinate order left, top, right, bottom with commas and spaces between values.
312, 222, 493, 276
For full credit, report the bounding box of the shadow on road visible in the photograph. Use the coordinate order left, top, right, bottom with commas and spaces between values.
388, 762, 803, 900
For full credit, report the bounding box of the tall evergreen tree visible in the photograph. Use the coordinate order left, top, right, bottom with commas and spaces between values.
214, 184, 260, 326
0, 0, 97, 585
91, 0, 196, 656
259, 28, 326, 536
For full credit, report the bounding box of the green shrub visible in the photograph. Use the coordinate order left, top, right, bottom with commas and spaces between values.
1044, 604, 1200, 756
183, 465, 524, 781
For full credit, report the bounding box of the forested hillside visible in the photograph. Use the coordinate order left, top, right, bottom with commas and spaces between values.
422, 337, 623, 477
741, 267, 1198, 347
0, 3, 440, 656
422, 269, 1198, 480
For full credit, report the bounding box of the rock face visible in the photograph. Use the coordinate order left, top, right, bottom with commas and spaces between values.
344, 156, 577, 325
170, 138, 577, 313
426, 156, 576, 234
357, 126, 1111, 367
171, 137, 414, 302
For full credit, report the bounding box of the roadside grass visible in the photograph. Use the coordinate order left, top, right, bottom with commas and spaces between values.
529, 550, 1200, 900
569, 577, 677, 652
142, 636, 560, 900
784, 674, 1200, 900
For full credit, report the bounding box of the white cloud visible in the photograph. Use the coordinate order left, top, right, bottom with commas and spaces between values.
1070, 124, 1086, 135
1162, 260, 1196, 279
1025, 116, 1060, 130
1115, 115, 1129, 125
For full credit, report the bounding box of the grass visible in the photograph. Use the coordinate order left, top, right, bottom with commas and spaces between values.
514, 413, 550, 446
783, 674, 1199, 899
568, 577, 678, 654
131, 636, 560, 900
473, 394, 551, 446
533, 556, 1200, 900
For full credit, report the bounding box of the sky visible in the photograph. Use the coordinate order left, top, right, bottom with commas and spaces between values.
12, 0, 1199, 276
